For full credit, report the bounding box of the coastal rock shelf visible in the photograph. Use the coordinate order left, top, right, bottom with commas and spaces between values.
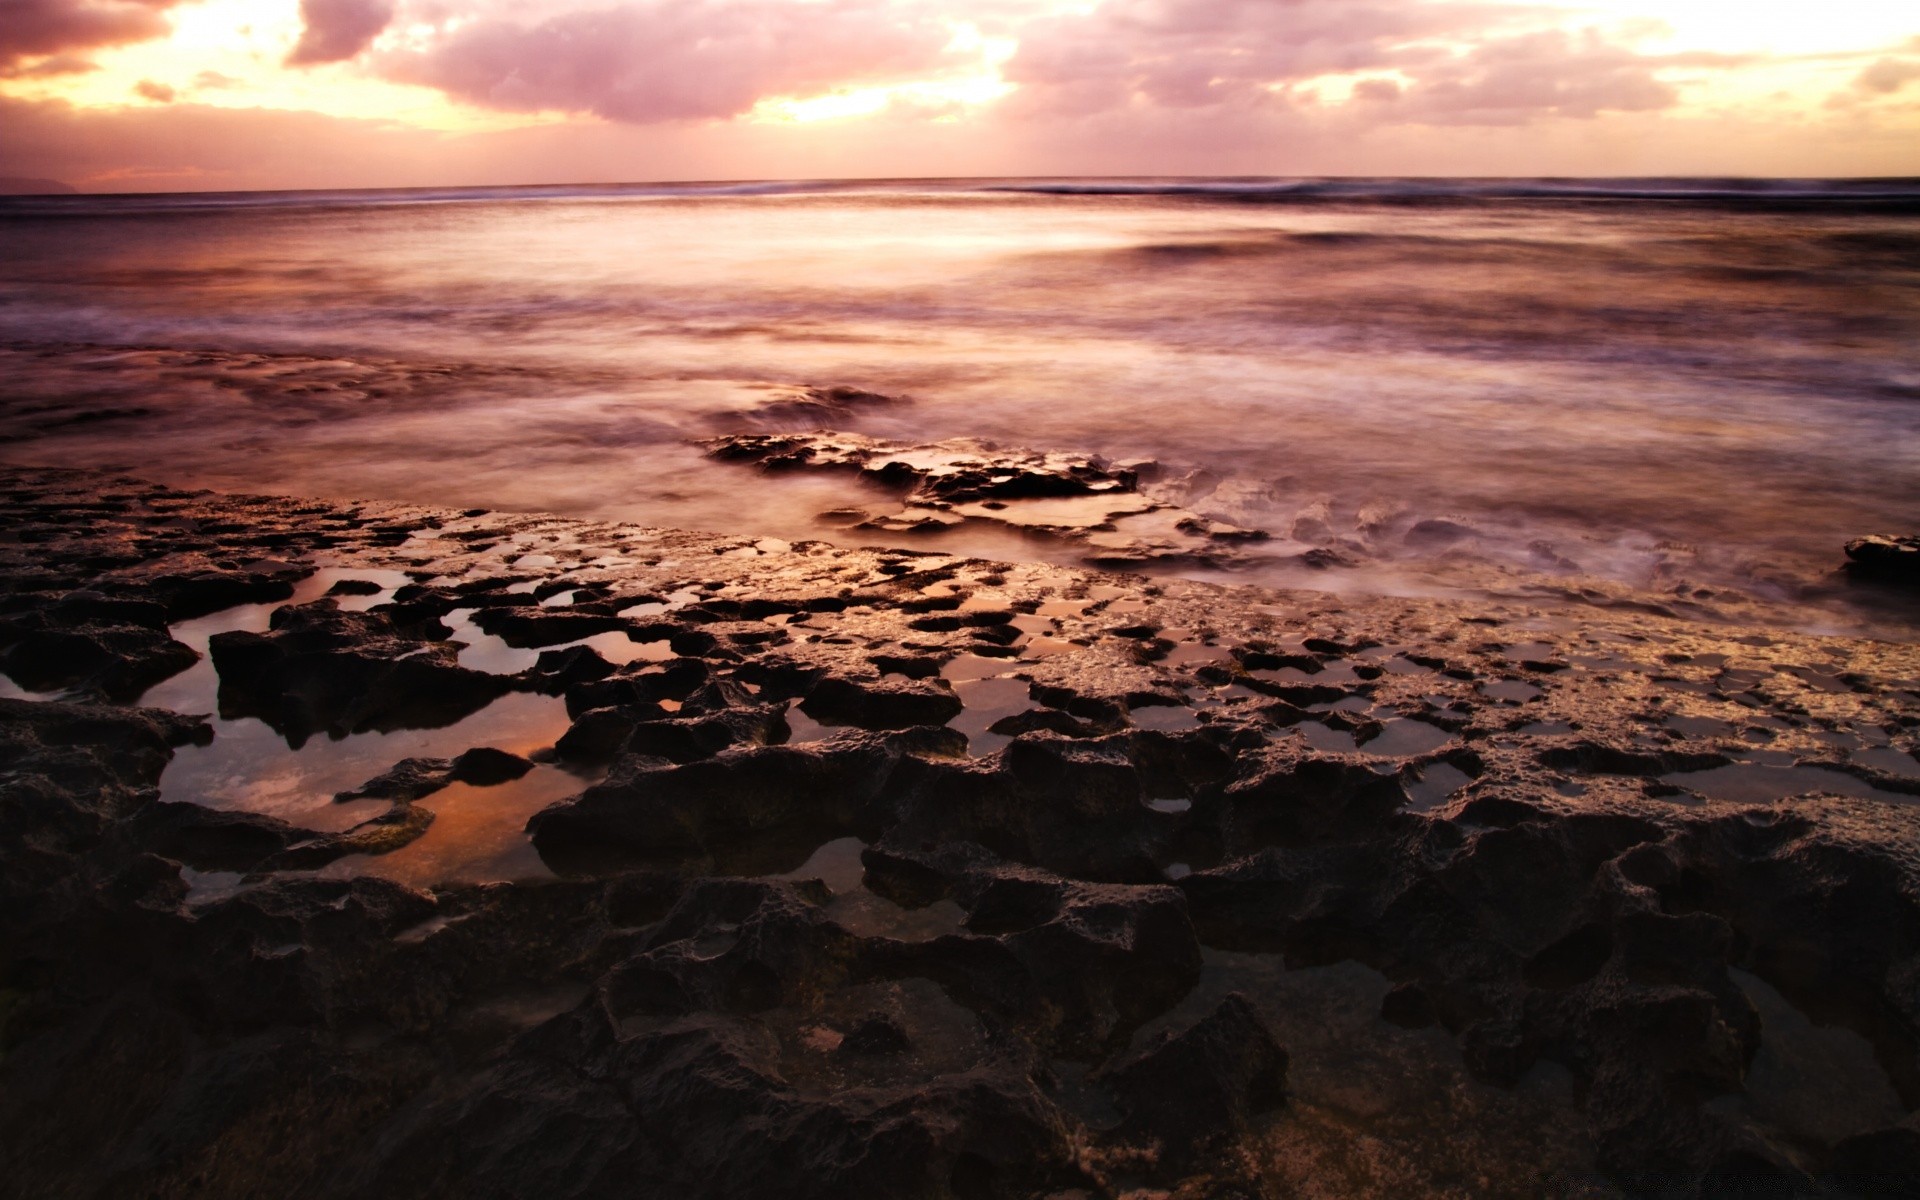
705, 430, 1280, 568
2, 465, 1919, 1197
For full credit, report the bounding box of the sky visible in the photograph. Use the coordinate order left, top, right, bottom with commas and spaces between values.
0, 0, 1917, 191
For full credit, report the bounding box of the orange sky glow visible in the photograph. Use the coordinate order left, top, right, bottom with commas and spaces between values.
1, 0, 1916, 191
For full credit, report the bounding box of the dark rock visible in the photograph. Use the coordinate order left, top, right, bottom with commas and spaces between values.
1099, 993, 1287, 1163
209, 600, 513, 743
336, 756, 453, 802
836, 1014, 912, 1057
450, 746, 535, 785
1844, 534, 1920, 584
529, 728, 965, 871
800, 675, 962, 730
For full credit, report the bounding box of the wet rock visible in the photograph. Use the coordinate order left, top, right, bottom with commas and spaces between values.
1212, 747, 1410, 850
209, 600, 513, 743
866, 856, 1204, 1055
555, 704, 670, 763
1404, 516, 1480, 548
6, 468, 1920, 1198
1098, 993, 1287, 1163
0, 698, 205, 948
620, 701, 787, 765
566, 660, 710, 717
1, 621, 198, 702
470, 607, 628, 647
529, 728, 965, 870
337, 755, 454, 802
704, 431, 1286, 568
799, 675, 962, 730
451, 746, 535, 785
1845, 534, 1920, 584
527, 644, 617, 690
877, 735, 1166, 882
707, 431, 1138, 503
726, 383, 903, 428
836, 1013, 912, 1057
145, 564, 310, 621
351, 1007, 1086, 1200
130, 800, 307, 871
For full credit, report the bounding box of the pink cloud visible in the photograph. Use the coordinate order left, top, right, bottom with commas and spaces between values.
1004, 0, 1694, 124
0, 0, 186, 70
1856, 57, 1920, 95
287, 0, 396, 67
378, 0, 958, 123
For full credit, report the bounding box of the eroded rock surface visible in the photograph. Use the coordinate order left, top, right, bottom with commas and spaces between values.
1, 465, 1918, 1198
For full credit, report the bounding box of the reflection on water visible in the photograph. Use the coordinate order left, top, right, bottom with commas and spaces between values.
159, 688, 573, 833
773, 835, 966, 942
320, 766, 585, 888
141, 572, 576, 863
1, 182, 1915, 628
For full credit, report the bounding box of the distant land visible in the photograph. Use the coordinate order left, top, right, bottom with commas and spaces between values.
0, 177, 77, 196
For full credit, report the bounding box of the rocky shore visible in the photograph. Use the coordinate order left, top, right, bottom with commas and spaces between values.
1, 463, 1918, 1198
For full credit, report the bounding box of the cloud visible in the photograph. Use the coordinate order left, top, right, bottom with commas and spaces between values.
0, 0, 187, 71
1855, 57, 1920, 95
131, 76, 173, 102
378, 0, 959, 123
1003, 0, 1699, 125
1387, 29, 1680, 124
287, 0, 396, 67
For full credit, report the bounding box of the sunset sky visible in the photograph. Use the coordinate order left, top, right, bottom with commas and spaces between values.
2, 0, 1917, 191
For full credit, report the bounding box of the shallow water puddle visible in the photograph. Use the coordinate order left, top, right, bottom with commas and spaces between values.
1481, 679, 1543, 703
1364, 718, 1455, 757
0, 676, 64, 702
1853, 746, 1920, 780
159, 690, 573, 832
773, 835, 966, 941
1131, 703, 1202, 733
1404, 762, 1475, 811
940, 653, 1013, 683
949, 675, 1031, 755
618, 588, 703, 618
782, 703, 842, 744
1661, 762, 1913, 806
138, 569, 576, 829
137, 567, 413, 717
440, 609, 672, 673
320, 764, 592, 887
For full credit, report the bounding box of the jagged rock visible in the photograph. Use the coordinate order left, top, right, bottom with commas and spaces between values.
528, 728, 966, 871
451, 746, 535, 785
1845, 534, 1920, 584
1098, 993, 1288, 1162
209, 600, 513, 742
799, 675, 962, 730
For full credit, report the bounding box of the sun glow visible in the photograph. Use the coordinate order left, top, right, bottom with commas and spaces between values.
1539, 0, 1919, 56
747, 23, 1016, 125
0, 0, 560, 133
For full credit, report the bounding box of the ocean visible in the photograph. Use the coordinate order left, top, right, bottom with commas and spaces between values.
2, 177, 1916, 631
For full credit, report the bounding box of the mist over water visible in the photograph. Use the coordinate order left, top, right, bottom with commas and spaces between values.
1, 179, 1917, 630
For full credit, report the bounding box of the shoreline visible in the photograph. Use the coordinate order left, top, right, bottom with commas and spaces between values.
3, 463, 1919, 1195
